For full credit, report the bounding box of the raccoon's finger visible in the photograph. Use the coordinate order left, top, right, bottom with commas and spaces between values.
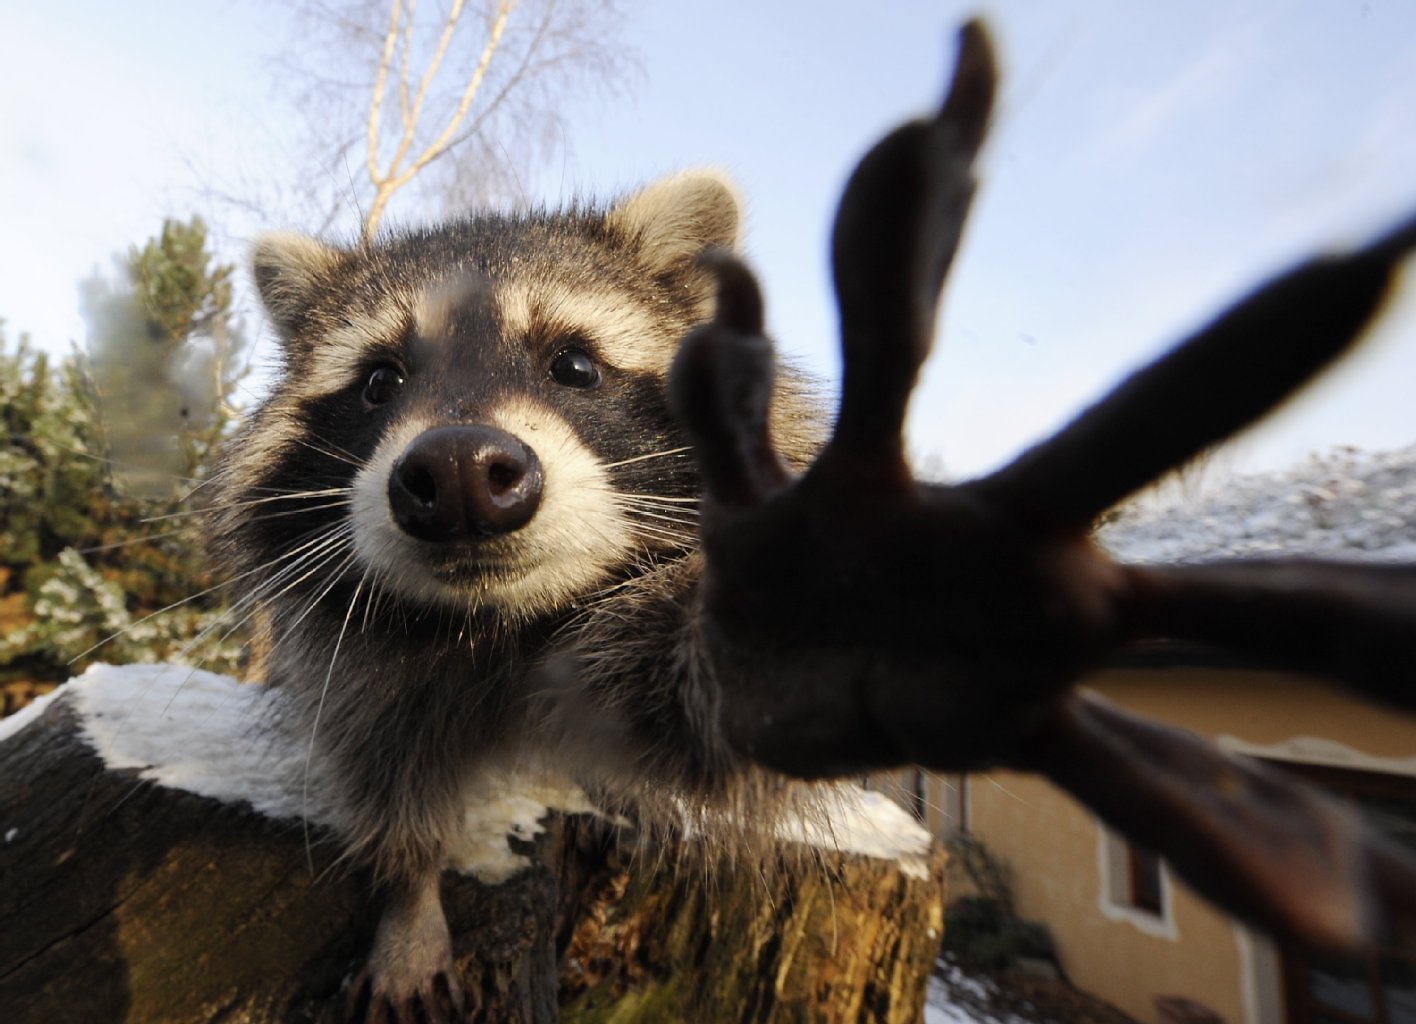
826, 19, 995, 464
671, 252, 791, 506
975, 213, 1416, 531
1024, 691, 1416, 950
1122, 560, 1416, 711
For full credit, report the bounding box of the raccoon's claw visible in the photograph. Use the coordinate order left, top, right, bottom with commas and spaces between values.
346, 966, 465, 1024
347, 876, 466, 1024
974, 221, 1416, 533
675, 23, 996, 510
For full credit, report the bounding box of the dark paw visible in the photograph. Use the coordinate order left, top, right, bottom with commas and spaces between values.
669, 16, 1416, 952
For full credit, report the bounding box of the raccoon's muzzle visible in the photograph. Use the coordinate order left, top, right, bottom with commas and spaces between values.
388, 425, 544, 541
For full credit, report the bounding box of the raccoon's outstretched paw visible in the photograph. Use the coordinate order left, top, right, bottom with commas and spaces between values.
345, 877, 466, 1024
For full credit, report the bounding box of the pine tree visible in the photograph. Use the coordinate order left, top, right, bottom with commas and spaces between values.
82, 216, 249, 493
0, 218, 253, 708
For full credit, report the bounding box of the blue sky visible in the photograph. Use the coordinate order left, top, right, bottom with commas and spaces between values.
5, 0, 1415, 482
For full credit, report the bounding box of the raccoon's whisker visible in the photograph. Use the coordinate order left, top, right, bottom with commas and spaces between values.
75, 524, 205, 554
624, 521, 698, 544
615, 494, 701, 513
242, 499, 354, 526
304, 567, 372, 871
141, 488, 351, 523
280, 547, 361, 637
292, 434, 366, 468
219, 529, 357, 641
71, 524, 350, 664
258, 532, 357, 615
600, 446, 694, 470
574, 575, 665, 614
361, 564, 392, 635
615, 498, 701, 514
613, 493, 701, 504
159, 528, 355, 668
615, 506, 700, 528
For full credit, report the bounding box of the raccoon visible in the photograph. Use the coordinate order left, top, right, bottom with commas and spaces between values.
212, 172, 821, 1014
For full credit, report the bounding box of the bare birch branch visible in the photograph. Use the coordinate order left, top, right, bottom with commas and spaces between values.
392, 0, 516, 189
398, 0, 416, 130
383, 0, 469, 180
367, 0, 404, 185
212, 0, 636, 236
362, 0, 517, 240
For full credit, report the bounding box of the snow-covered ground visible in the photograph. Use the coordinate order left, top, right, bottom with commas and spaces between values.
924, 958, 1035, 1024
1101, 444, 1416, 563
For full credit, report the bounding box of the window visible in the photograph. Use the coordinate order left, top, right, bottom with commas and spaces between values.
1099, 828, 1175, 938
1126, 843, 1164, 917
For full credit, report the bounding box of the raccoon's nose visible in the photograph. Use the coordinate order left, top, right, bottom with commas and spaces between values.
389, 425, 544, 541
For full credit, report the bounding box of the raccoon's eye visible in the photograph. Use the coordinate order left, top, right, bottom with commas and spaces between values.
549, 347, 601, 389
363, 364, 406, 407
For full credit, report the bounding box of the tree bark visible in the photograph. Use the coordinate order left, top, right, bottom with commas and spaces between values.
0, 687, 945, 1023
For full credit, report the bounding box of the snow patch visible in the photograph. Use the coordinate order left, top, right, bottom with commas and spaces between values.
19, 663, 589, 883
7, 664, 934, 883
69, 662, 331, 822
925, 959, 1034, 1024
447, 771, 597, 884
1102, 445, 1416, 563
778, 787, 934, 879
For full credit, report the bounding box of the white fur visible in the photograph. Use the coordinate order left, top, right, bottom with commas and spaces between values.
251, 232, 342, 333
302, 300, 412, 397
605, 170, 741, 276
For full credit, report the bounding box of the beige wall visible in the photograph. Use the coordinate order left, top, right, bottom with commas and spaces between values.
963, 665, 1416, 1024
970, 766, 1249, 1023
1090, 666, 1416, 768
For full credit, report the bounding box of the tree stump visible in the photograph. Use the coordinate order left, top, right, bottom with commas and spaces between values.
0, 666, 945, 1023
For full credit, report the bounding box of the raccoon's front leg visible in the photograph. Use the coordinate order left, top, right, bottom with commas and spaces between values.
348, 869, 464, 1023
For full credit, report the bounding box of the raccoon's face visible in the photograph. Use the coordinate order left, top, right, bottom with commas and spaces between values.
225, 172, 740, 622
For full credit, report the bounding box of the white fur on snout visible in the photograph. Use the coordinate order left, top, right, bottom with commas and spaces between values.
351, 399, 635, 620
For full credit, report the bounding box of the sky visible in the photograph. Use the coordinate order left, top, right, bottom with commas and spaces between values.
4, 0, 1416, 484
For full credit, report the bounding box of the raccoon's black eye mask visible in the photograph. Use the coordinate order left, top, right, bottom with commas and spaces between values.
672, 19, 1416, 953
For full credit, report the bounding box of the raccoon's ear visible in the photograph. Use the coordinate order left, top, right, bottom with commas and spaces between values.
251, 232, 343, 340
606, 170, 741, 280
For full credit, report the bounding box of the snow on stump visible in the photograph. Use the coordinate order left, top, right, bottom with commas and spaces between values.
0, 665, 945, 1022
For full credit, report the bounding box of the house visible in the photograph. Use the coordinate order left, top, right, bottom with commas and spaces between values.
890, 447, 1416, 1024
